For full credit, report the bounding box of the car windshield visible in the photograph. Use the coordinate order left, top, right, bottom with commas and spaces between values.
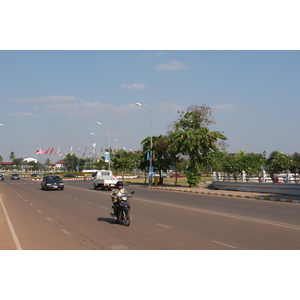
47, 176, 61, 181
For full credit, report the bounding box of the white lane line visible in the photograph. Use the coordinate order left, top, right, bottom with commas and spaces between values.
0, 197, 22, 250
37, 209, 42, 213
102, 206, 109, 209
30, 204, 33, 206
135, 198, 300, 231
46, 217, 53, 222
109, 244, 129, 250
157, 223, 171, 229
62, 229, 70, 235
283, 211, 299, 215
212, 240, 237, 249
86, 201, 91, 204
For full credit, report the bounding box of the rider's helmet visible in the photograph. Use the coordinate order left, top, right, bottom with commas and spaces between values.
116, 181, 123, 188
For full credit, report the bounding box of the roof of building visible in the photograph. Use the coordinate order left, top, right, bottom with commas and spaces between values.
0, 162, 14, 165
56, 159, 66, 164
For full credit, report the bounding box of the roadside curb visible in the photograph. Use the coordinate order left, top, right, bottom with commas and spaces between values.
128, 185, 300, 204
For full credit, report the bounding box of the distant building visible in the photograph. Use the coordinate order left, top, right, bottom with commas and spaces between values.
55, 159, 66, 170
23, 157, 38, 163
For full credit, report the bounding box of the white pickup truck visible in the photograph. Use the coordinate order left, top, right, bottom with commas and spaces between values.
92, 170, 118, 190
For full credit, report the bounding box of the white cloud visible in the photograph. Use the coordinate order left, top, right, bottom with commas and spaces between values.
213, 104, 240, 113
156, 60, 189, 71
10, 112, 38, 117
46, 101, 118, 117
121, 83, 148, 89
10, 95, 78, 104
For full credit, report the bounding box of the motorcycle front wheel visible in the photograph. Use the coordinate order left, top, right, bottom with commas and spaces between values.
116, 211, 122, 223
124, 211, 130, 226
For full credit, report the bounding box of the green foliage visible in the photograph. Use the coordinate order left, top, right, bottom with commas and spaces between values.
265, 151, 291, 182
167, 104, 227, 187
289, 152, 300, 183
216, 151, 265, 181
185, 169, 201, 187
111, 150, 139, 176
64, 154, 79, 172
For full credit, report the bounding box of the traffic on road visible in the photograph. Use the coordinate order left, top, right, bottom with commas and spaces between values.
0, 177, 299, 250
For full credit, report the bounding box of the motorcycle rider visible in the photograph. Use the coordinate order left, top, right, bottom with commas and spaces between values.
110, 181, 129, 218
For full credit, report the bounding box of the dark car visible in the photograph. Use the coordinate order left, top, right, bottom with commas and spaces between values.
11, 173, 20, 180
41, 175, 64, 191
63, 174, 76, 178
31, 173, 42, 177
0, 172, 4, 181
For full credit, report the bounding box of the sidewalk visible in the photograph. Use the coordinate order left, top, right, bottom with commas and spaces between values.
127, 183, 300, 204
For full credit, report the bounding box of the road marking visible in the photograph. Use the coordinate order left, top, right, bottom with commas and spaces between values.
283, 211, 299, 215
212, 240, 237, 249
30, 204, 33, 206
37, 209, 42, 213
109, 244, 129, 250
86, 201, 91, 204
134, 198, 300, 231
102, 206, 109, 209
46, 217, 53, 222
62, 229, 70, 235
0, 196, 22, 250
157, 223, 171, 229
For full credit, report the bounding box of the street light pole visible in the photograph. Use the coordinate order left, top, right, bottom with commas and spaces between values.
90, 132, 100, 169
135, 102, 153, 186
96, 122, 111, 171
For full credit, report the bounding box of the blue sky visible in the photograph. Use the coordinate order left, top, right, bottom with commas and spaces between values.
1, 50, 299, 162
0, 1, 299, 163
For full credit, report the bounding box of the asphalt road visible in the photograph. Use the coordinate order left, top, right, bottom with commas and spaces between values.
1, 178, 300, 250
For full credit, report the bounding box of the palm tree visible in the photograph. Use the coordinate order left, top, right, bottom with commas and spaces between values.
10, 151, 15, 161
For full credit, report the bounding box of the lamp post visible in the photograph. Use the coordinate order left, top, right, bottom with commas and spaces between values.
96, 122, 111, 171
135, 102, 153, 186
90, 132, 101, 169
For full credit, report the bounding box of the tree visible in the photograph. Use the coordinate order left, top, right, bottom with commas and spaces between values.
265, 151, 291, 182
111, 150, 137, 179
289, 152, 300, 183
151, 135, 173, 184
168, 104, 227, 187
0, 155, 3, 162
9, 151, 15, 162
64, 154, 79, 172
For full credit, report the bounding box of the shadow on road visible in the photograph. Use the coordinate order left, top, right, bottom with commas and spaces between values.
97, 217, 117, 224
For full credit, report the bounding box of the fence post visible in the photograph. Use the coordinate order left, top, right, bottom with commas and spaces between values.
262, 170, 266, 183
242, 170, 246, 182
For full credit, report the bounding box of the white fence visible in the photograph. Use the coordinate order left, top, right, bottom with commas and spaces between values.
212, 171, 299, 184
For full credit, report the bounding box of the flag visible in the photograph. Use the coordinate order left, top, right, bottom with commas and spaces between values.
34, 148, 42, 154
114, 146, 118, 152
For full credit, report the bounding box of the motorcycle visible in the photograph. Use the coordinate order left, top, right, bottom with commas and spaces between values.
114, 191, 134, 226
